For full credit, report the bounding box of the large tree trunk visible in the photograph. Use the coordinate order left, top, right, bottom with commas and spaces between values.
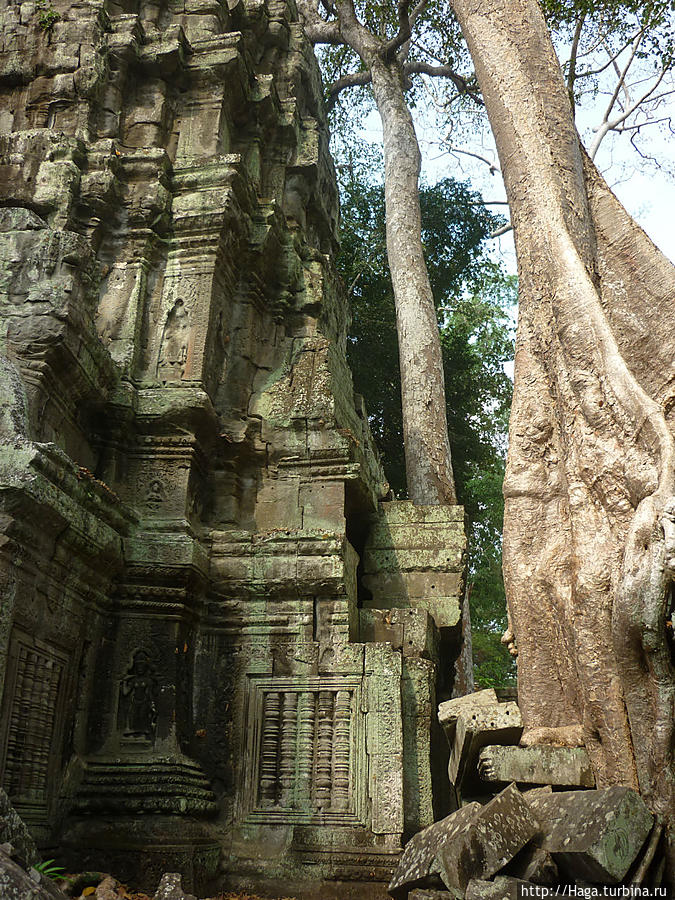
370, 59, 457, 505
450, 0, 675, 849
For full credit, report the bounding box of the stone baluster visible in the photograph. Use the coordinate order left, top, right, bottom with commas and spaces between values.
6, 649, 29, 796
279, 690, 298, 807
316, 690, 334, 809
330, 689, 351, 811
22, 650, 39, 798
259, 691, 281, 806
295, 690, 315, 807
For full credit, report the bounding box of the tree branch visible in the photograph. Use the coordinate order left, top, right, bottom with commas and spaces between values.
567, 12, 586, 112
444, 144, 501, 173
590, 67, 670, 160
334, 0, 381, 60
404, 60, 483, 103
326, 69, 372, 109
295, 0, 342, 44
383, 0, 412, 61
408, 0, 429, 29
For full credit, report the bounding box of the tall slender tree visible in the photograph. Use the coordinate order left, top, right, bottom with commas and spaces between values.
296, 0, 478, 504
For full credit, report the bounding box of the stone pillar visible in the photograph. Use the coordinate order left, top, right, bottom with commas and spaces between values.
361, 501, 469, 833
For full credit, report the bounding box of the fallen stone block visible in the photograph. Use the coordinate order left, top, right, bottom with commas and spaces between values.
389, 803, 482, 899
503, 844, 559, 884
0, 845, 66, 899
95, 876, 124, 900
478, 745, 595, 788
154, 873, 197, 900
526, 786, 653, 883
439, 693, 523, 796
438, 689, 499, 730
465, 876, 534, 900
0, 789, 39, 868
409, 891, 455, 900
436, 784, 540, 895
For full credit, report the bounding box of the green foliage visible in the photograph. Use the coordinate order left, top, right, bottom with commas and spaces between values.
541, 0, 675, 98
33, 859, 66, 880
338, 172, 516, 686
35, 0, 60, 31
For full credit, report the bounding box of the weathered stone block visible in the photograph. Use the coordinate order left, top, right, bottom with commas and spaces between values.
409, 891, 454, 900
478, 745, 595, 788
389, 803, 481, 899
435, 784, 540, 895
0, 846, 66, 900
503, 844, 558, 884
362, 500, 466, 630
0, 790, 38, 868
438, 689, 498, 729
465, 877, 533, 900
154, 872, 196, 900
527, 786, 653, 883
439, 693, 522, 795
359, 608, 439, 661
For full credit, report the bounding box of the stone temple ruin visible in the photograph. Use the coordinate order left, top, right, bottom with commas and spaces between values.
0, 0, 670, 896
0, 0, 470, 892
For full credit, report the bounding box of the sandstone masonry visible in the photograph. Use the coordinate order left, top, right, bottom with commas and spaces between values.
0, 0, 468, 892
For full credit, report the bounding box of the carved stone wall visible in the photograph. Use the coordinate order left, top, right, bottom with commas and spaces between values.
0, 0, 468, 891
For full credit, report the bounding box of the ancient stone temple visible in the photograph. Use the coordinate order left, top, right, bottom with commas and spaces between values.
0, 0, 468, 892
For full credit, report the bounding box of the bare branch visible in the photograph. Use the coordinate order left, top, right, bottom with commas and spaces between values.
383, 0, 412, 61
570, 25, 651, 84
567, 13, 586, 111
600, 29, 644, 126
490, 222, 513, 238
404, 60, 483, 103
296, 0, 342, 44
444, 144, 500, 174
326, 69, 372, 109
590, 66, 670, 159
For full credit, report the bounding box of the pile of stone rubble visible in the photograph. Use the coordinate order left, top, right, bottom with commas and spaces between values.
388, 690, 665, 899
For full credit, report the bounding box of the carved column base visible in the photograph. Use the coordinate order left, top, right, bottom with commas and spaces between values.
60, 815, 220, 894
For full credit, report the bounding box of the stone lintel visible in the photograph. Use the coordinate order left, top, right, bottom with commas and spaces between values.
478, 744, 595, 788
438, 694, 523, 794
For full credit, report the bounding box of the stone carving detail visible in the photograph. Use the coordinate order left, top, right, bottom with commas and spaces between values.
259, 691, 281, 807
331, 690, 351, 811
145, 479, 167, 510
157, 299, 191, 383
315, 690, 334, 809
0, 0, 469, 882
245, 677, 362, 824
1, 636, 67, 822
279, 691, 298, 806
118, 650, 158, 743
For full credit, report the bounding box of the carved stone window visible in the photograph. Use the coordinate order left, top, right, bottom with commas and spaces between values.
0, 631, 69, 824
240, 675, 367, 826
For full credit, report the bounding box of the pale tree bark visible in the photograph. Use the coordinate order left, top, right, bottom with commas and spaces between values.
297, 0, 457, 504
450, 0, 675, 863
371, 59, 456, 505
